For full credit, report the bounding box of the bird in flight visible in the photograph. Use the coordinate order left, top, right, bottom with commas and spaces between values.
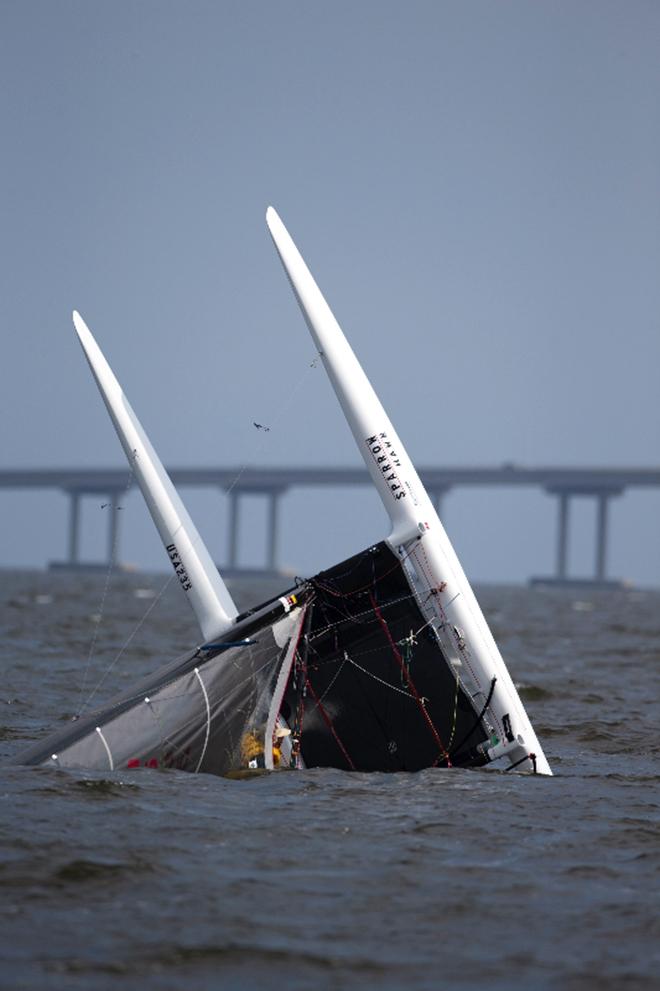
253, 422, 270, 432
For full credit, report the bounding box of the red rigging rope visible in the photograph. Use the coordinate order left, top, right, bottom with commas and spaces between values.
305, 676, 357, 771
369, 592, 452, 767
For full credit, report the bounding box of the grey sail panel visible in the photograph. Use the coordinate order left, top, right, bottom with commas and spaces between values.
17, 598, 307, 776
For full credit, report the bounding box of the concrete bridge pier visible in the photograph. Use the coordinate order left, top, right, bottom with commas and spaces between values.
225, 486, 286, 574
226, 490, 241, 570
555, 490, 570, 580
50, 488, 125, 572
266, 489, 281, 571
531, 486, 624, 588
594, 489, 623, 582
106, 493, 122, 564
68, 490, 81, 564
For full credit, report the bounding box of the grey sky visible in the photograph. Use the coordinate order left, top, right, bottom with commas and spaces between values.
1, 1, 659, 584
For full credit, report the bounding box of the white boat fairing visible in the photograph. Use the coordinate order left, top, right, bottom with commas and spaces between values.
72, 311, 238, 642
266, 207, 551, 775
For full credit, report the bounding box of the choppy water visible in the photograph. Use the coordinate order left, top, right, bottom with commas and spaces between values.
1, 569, 659, 990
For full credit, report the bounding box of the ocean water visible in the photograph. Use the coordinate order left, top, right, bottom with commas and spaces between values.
1, 569, 659, 991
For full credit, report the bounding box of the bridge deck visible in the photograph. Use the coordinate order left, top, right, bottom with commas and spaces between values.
2, 465, 658, 583
1, 465, 659, 493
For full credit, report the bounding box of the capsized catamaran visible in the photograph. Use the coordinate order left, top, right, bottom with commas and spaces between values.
17, 209, 551, 776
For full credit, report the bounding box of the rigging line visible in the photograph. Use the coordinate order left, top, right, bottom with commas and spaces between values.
343, 653, 418, 699
260, 348, 322, 433
369, 592, 452, 766
446, 667, 462, 751
309, 600, 433, 672
140, 686, 197, 758
221, 349, 322, 501
407, 544, 485, 701
305, 676, 356, 771
141, 694, 187, 756
314, 647, 348, 705
309, 592, 416, 640
78, 585, 177, 712
449, 676, 497, 759
314, 589, 388, 624
68, 644, 196, 725
126, 696, 217, 758
329, 635, 418, 668
291, 607, 314, 765
81, 497, 208, 716
310, 545, 381, 591
344, 654, 397, 763
409, 617, 434, 640
76, 452, 138, 716
320, 610, 431, 698
312, 544, 419, 600
85, 530, 261, 716
442, 591, 461, 610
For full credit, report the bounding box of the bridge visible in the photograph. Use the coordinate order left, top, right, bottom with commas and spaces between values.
2, 465, 659, 584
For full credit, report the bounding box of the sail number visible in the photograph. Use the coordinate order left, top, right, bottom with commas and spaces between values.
366, 433, 406, 501
166, 543, 192, 591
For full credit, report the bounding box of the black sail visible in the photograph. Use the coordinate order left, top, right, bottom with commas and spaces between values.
285, 543, 489, 772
